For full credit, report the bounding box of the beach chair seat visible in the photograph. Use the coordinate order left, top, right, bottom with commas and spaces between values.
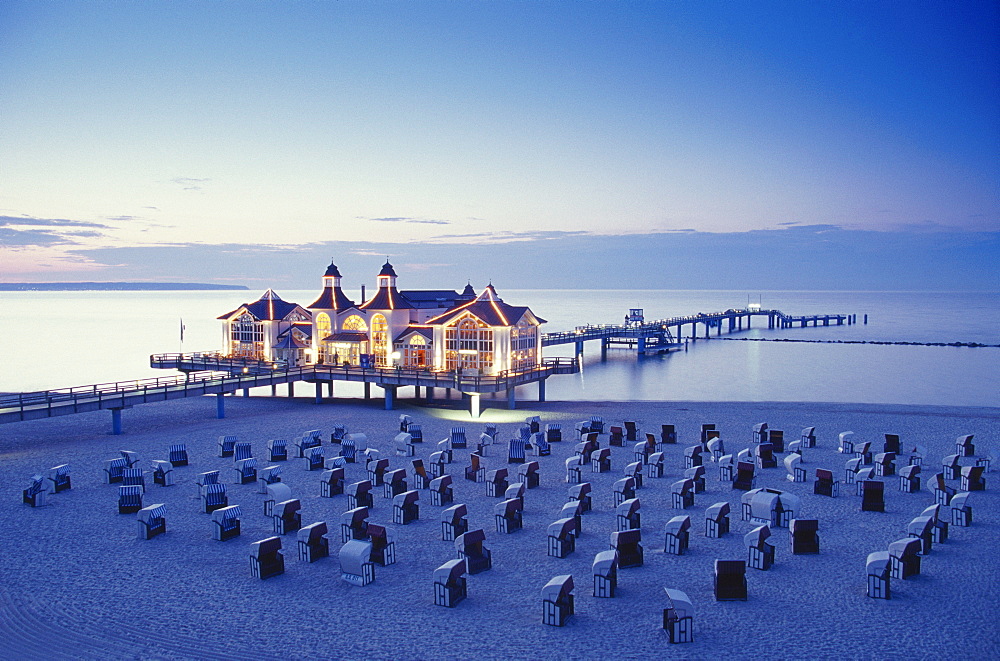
330, 425, 348, 444
861, 480, 885, 512
613, 477, 636, 507
591, 447, 612, 473
684, 465, 705, 493
898, 464, 921, 493
47, 464, 71, 493
888, 538, 921, 579
610, 529, 643, 568
907, 515, 934, 555
320, 467, 345, 497
800, 426, 816, 449
118, 485, 143, 514
866, 551, 891, 599
565, 456, 583, 484
646, 452, 665, 479
103, 457, 128, 484
714, 560, 747, 601
884, 433, 901, 454
609, 426, 624, 447
250, 536, 285, 579
838, 431, 855, 454
347, 480, 374, 510
705, 502, 730, 538
393, 490, 420, 525
120, 467, 145, 492
753, 422, 769, 444
433, 559, 468, 608
662, 588, 694, 644
950, 492, 972, 526
733, 461, 756, 491
700, 424, 717, 445
745, 524, 775, 570
272, 499, 302, 535
267, 439, 288, 462
340, 506, 369, 543
814, 468, 839, 497
495, 498, 523, 534
661, 424, 677, 445
507, 438, 526, 464
465, 454, 486, 483
407, 424, 423, 444
410, 459, 431, 490
399, 414, 412, 432
367, 458, 390, 486
929, 472, 956, 505
789, 518, 819, 554
428, 452, 447, 478
451, 426, 468, 449
518, 461, 540, 489
441, 504, 469, 542
560, 500, 583, 538
218, 435, 239, 458
768, 430, 784, 453
784, 454, 806, 483
961, 465, 985, 491
684, 445, 704, 469
22, 475, 47, 507
671, 479, 695, 509
593, 550, 618, 598
623, 421, 638, 443
234, 458, 257, 484
616, 498, 641, 532
530, 432, 551, 457
955, 434, 976, 457
233, 442, 253, 462
430, 475, 454, 506
541, 575, 575, 627
151, 460, 173, 487
340, 539, 375, 586
754, 443, 777, 469
296, 521, 330, 562
706, 437, 725, 461
254, 465, 281, 494
392, 432, 414, 457
168, 444, 189, 467
664, 515, 691, 555
525, 416, 541, 434
486, 469, 508, 498
212, 505, 241, 541
546, 423, 562, 443
366, 523, 396, 566
456, 529, 492, 574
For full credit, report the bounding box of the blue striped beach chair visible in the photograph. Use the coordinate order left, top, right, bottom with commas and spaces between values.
22, 475, 46, 507
408, 424, 423, 443
212, 505, 242, 541
234, 458, 258, 484
304, 447, 324, 471
233, 442, 253, 462
297, 522, 330, 562
451, 427, 467, 449
47, 464, 71, 493
137, 503, 166, 539
257, 465, 282, 493
546, 424, 562, 443
267, 439, 288, 462
589, 416, 605, 434
508, 439, 526, 464
341, 438, 357, 463
103, 457, 128, 484
532, 432, 550, 457
330, 425, 348, 444
122, 467, 145, 492
168, 444, 188, 467
202, 483, 228, 513
218, 435, 239, 458
118, 485, 143, 514
483, 423, 498, 441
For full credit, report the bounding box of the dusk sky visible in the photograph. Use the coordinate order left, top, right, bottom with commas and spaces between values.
2, 1, 998, 289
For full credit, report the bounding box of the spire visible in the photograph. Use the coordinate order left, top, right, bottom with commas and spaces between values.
378, 260, 397, 277
324, 259, 342, 278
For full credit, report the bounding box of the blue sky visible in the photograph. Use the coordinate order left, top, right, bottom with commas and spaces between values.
1, 1, 997, 288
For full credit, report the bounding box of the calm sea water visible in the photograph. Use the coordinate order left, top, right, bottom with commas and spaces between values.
2, 289, 997, 406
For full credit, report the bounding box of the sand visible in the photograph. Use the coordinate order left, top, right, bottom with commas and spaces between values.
1, 394, 997, 660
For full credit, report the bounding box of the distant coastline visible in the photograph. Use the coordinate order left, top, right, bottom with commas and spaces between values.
0, 282, 249, 291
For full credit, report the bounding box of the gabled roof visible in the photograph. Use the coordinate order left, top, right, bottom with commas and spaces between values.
359, 286, 416, 310
272, 333, 309, 349
423, 286, 545, 327
308, 286, 356, 311
394, 326, 434, 343
218, 289, 305, 321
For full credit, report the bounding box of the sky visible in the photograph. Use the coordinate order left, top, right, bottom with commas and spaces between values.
1, 0, 998, 289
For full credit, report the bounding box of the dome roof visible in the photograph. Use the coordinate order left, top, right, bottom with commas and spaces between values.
378, 260, 397, 277
324, 261, 342, 277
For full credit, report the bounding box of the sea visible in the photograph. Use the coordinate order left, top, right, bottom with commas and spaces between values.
2, 289, 998, 407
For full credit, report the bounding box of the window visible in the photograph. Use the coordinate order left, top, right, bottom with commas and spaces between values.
403, 335, 428, 368
371, 314, 389, 366
444, 315, 494, 373
230, 313, 263, 358
342, 315, 368, 332
316, 313, 332, 362
511, 319, 537, 371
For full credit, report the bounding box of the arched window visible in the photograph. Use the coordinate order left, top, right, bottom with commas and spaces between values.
444, 315, 493, 373
403, 334, 428, 368
230, 313, 263, 358
371, 314, 389, 366
511, 318, 537, 371
316, 313, 332, 363
342, 315, 368, 332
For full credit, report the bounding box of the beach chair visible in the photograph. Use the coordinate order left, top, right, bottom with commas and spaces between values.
232, 442, 252, 463
888, 538, 921, 579
714, 560, 747, 601
340, 539, 375, 586
814, 468, 839, 497
115, 468, 141, 492
272, 499, 301, 535
455, 529, 492, 574
610, 529, 643, 568
838, 431, 855, 454
589, 416, 605, 434
874, 452, 896, 477
410, 459, 431, 490
508, 438, 526, 464
646, 452, 665, 479
565, 456, 583, 484
383, 469, 407, 499
951, 492, 972, 526
662, 588, 694, 644
661, 424, 677, 445
884, 433, 901, 454
393, 490, 419, 525
664, 515, 691, 555
320, 467, 345, 498
262, 482, 291, 517
434, 559, 468, 608
518, 461, 540, 489
613, 477, 636, 507
541, 575, 575, 627
465, 454, 486, 483
961, 465, 985, 491
591, 447, 612, 473
441, 504, 469, 542
616, 498, 641, 532
942, 454, 964, 480
475, 433, 491, 457
116, 450, 135, 466
399, 415, 412, 432
495, 498, 523, 534
212, 505, 242, 541
956, 434, 976, 457
302, 447, 324, 471
525, 416, 541, 434
408, 424, 423, 444
103, 457, 128, 484
325, 455, 347, 470
742, 488, 799, 527
569, 482, 592, 513
861, 480, 885, 512
706, 437, 725, 462
930, 472, 956, 505
367, 458, 390, 486
200, 482, 229, 517
428, 452, 448, 479
451, 426, 468, 449
609, 426, 625, 447
684, 445, 704, 469
907, 515, 934, 555
745, 524, 775, 570
531, 432, 550, 457
118, 485, 143, 514
684, 465, 706, 493
218, 435, 239, 458
394, 432, 414, 457
866, 551, 891, 599
754, 443, 777, 469
854, 441, 873, 465
560, 500, 583, 538
784, 454, 806, 483
898, 464, 921, 493
340, 436, 358, 463
347, 480, 374, 510
481, 423, 497, 443
800, 426, 817, 449
753, 422, 768, 444
790, 519, 819, 554
593, 550, 619, 598
671, 479, 695, 509
250, 536, 284, 579
430, 475, 454, 506
486, 469, 508, 497
255, 465, 281, 494
700, 424, 717, 445
845, 457, 862, 485
47, 464, 71, 493
294, 432, 321, 459
151, 460, 173, 487
705, 502, 731, 538
768, 430, 784, 453
505, 481, 525, 507
267, 439, 288, 462
546, 423, 562, 443
234, 458, 257, 485
296, 522, 330, 562
623, 420, 638, 443
22, 475, 46, 507
366, 523, 396, 566
340, 506, 369, 543
330, 425, 348, 444
168, 444, 188, 467
718, 454, 735, 482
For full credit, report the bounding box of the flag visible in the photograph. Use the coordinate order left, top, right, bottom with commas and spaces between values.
180, 318, 186, 343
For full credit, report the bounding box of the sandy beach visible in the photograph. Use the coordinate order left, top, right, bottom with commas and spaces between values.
1, 394, 997, 660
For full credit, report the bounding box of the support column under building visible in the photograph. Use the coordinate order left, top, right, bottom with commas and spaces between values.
469, 392, 481, 418
507, 388, 516, 410
538, 379, 546, 402
364, 382, 371, 400
575, 341, 584, 357
288, 381, 295, 398
315, 382, 323, 404
216, 393, 226, 419
600, 338, 608, 361
384, 386, 395, 411
111, 408, 122, 435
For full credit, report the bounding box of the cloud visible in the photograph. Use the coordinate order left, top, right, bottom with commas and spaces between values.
0, 227, 72, 247
0, 215, 108, 229
361, 216, 451, 225
170, 177, 210, 191
427, 230, 590, 243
